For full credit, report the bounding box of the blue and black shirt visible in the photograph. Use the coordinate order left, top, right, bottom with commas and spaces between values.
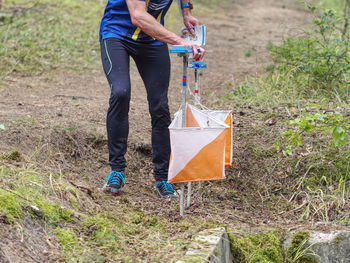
99, 0, 173, 45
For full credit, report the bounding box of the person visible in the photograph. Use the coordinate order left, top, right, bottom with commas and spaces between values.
100, 0, 205, 198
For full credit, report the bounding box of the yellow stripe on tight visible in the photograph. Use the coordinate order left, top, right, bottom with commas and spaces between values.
132, 0, 150, 41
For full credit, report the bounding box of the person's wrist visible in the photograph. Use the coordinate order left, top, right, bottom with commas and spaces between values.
181, 2, 193, 10
179, 39, 189, 46
176, 38, 191, 46
182, 8, 192, 16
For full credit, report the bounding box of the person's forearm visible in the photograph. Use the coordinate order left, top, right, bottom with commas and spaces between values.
131, 11, 186, 45
126, 0, 188, 45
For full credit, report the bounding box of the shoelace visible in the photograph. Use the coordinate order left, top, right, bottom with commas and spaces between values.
106, 171, 126, 188
157, 181, 175, 194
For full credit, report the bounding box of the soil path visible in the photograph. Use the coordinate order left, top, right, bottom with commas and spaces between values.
1, 0, 311, 222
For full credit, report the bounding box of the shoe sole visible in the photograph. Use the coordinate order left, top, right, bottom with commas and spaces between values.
102, 184, 122, 196
156, 188, 179, 199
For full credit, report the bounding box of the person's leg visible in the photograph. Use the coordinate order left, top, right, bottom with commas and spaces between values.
100, 38, 131, 173
132, 44, 171, 182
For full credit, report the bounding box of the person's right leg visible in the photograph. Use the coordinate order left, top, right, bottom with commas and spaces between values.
100, 38, 130, 193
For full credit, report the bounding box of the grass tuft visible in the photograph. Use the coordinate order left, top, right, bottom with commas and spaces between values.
1, 150, 21, 161
54, 227, 80, 254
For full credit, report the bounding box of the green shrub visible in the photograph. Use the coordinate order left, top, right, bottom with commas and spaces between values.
224, 3, 350, 106
269, 5, 350, 99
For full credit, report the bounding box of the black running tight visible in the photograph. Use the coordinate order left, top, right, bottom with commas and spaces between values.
100, 38, 171, 181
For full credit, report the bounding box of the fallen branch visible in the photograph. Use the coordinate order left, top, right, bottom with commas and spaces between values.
46, 239, 55, 249
53, 94, 91, 100
69, 180, 93, 196
278, 201, 307, 215
227, 213, 259, 226
1, 187, 30, 202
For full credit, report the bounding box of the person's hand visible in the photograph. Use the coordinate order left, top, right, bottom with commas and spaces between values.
178, 40, 205, 61
183, 12, 200, 37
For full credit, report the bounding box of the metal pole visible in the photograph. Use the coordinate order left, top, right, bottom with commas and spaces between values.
182, 55, 188, 126
180, 184, 185, 216
180, 54, 188, 216
186, 67, 201, 208
186, 182, 192, 207
194, 68, 200, 106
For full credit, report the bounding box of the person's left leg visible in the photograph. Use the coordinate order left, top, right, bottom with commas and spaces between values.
132, 43, 171, 182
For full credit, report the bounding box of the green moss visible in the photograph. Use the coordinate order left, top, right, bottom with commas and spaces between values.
290, 231, 310, 248
334, 234, 344, 244
251, 246, 283, 262
228, 230, 284, 263
228, 233, 246, 262
0, 165, 76, 226
178, 255, 204, 263
131, 210, 144, 224
84, 214, 119, 249
35, 199, 72, 225
54, 227, 80, 254
287, 231, 318, 263
0, 188, 23, 223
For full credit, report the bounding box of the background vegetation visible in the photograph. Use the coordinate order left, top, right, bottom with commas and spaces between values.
0, 0, 349, 262
224, 0, 350, 225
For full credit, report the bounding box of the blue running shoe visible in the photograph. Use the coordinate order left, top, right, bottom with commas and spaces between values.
155, 181, 179, 199
102, 171, 126, 195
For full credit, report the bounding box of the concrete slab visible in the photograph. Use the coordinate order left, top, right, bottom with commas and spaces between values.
176, 227, 233, 263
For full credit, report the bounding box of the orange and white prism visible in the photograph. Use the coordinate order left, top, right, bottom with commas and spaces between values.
204, 110, 233, 167
168, 104, 232, 183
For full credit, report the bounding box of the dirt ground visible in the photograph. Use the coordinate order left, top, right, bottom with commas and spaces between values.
0, 0, 312, 224
1, 0, 346, 262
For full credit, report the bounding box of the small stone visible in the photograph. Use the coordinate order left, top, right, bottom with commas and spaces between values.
23, 205, 44, 219
265, 118, 277, 126
177, 228, 232, 263
290, 107, 299, 117
0, 213, 10, 224
233, 121, 242, 127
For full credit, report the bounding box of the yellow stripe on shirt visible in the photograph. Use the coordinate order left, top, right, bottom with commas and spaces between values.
132, 0, 150, 41
132, 27, 141, 41
156, 10, 163, 22
152, 10, 164, 40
